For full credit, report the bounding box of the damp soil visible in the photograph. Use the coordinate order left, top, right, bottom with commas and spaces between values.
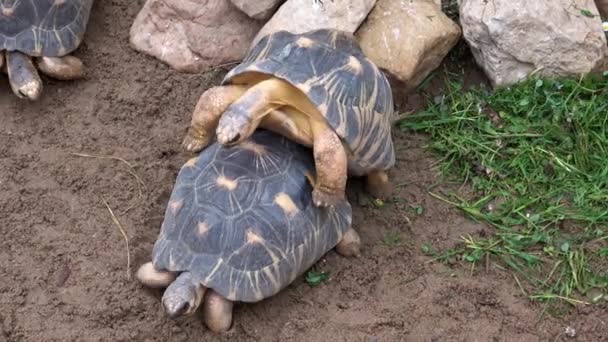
1, 1, 606, 341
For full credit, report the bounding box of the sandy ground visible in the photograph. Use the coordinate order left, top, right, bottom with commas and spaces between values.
1, 1, 606, 341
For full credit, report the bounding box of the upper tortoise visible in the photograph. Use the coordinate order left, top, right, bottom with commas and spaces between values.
137, 129, 361, 333
0, 0, 94, 100
182, 29, 396, 208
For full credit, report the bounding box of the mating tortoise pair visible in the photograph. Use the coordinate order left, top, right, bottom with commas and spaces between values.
0, 0, 93, 100
181, 28, 396, 207
137, 29, 396, 332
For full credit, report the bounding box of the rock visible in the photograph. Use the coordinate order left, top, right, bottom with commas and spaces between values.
230, 0, 284, 20
460, 0, 608, 87
356, 0, 461, 90
130, 0, 263, 73
252, 0, 376, 47
597, 0, 608, 18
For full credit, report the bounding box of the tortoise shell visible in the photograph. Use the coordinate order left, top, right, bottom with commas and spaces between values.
0, 0, 94, 56
151, 129, 352, 303
223, 29, 396, 175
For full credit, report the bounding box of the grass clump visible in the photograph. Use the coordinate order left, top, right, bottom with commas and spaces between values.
401, 73, 608, 306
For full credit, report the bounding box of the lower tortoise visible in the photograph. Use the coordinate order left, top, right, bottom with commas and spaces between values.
0, 0, 93, 100
137, 129, 361, 332
181, 29, 395, 208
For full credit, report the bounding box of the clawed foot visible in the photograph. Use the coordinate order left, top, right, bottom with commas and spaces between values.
182, 130, 212, 152
216, 124, 242, 145
312, 187, 343, 207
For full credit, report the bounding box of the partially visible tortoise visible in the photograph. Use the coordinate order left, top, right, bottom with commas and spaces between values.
181, 29, 395, 208
137, 129, 361, 333
0, 0, 94, 100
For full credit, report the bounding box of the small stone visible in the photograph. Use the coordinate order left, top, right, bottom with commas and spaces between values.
564, 326, 576, 338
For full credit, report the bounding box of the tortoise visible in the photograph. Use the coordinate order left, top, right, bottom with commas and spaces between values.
137, 129, 361, 333
181, 29, 396, 208
0, 0, 94, 100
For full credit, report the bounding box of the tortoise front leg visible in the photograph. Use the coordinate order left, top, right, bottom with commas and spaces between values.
202, 289, 234, 333
182, 85, 246, 152
310, 121, 348, 207
5, 51, 43, 100
216, 78, 319, 146
0, 51, 4, 72
36, 55, 84, 80
135, 262, 177, 288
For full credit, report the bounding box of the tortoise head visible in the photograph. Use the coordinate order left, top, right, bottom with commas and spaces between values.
161, 272, 205, 319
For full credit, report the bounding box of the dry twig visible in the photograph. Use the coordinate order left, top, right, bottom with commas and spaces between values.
102, 196, 131, 280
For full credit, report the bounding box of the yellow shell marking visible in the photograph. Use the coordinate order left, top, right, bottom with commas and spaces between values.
346, 56, 363, 75
168, 199, 184, 215
296, 37, 314, 48
274, 192, 299, 217
246, 230, 264, 244
197, 222, 210, 237
216, 175, 237, 191
240, 141, 267, 155
1, 6, 14, 16
184, 157, 199, 168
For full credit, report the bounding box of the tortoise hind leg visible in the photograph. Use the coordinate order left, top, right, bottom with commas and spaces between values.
36, 56, 84, 80
366, 170, 392, 200
202, 290, 234, 333
5, 51, 43, 100
136, 262, 177, 288
182, 85, 247, 152
336, 227, 361, 257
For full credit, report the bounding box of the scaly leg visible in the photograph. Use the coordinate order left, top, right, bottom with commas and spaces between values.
5, 51, 42, 100
310, 121, 348, 207
182, 85, 247, 152
35, 55, 84, 80
202, 289, 234, 333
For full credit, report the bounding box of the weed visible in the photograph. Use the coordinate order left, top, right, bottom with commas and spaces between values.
401, 73, 608, 305
382, 232, 402, 247
305, 270, 329, 287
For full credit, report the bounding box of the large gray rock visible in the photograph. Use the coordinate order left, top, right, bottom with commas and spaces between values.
252, 0, 376, 47
130, 0, 263, 73
356, 0, 461, 90
230, 0, 284, 20
460, 0, 608, 86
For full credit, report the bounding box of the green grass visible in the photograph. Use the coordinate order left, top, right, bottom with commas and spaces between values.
401, 72, 608, 306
